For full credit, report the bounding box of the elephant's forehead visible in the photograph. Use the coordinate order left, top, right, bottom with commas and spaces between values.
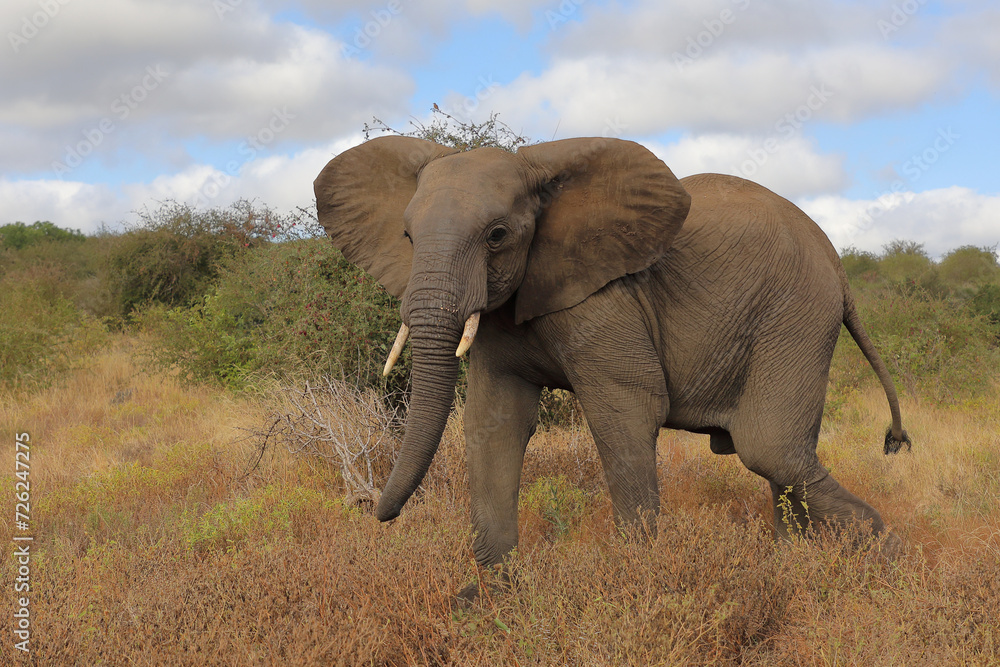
407, 151, 523, 226
405, 186, 505, 230
419, 148, 522, 189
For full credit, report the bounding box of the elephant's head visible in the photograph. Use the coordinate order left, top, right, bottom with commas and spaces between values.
314, 136, 690, 521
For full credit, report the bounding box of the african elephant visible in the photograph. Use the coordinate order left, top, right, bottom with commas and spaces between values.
314, 136, 910, 571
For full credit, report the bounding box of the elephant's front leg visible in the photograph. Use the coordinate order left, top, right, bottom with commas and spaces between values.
574, 378, 668, 535
553, 303, 670, 536
465, 355, 541, 569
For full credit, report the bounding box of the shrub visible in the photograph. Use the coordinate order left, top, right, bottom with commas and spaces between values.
839, 246, 880, 282
830, 282, 1000, 401
970, 283, 1000, 337
105, 200, 296, 318
141, 238, 409, 393
537, 388, 582, 429
0, 262, 106, 388
0, 220, 85, 249
877, 239, 934, 285
938, 245, 1000, 290
520, 475, 590, 540
252, 378, 405, 508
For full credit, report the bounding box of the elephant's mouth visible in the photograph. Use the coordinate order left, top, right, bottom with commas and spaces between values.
381, 312, 480, 376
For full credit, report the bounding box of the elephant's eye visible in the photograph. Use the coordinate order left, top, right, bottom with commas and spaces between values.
487, 226, 508, 248
403, 230, 412, 244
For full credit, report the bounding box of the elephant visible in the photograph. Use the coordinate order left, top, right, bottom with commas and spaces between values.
313, 136, 910, 574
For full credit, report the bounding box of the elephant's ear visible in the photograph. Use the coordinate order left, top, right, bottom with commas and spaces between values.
514, 138, 691, 324
313, 136, 459, 298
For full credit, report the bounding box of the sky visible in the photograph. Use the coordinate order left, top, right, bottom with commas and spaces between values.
1, 0, 998, 257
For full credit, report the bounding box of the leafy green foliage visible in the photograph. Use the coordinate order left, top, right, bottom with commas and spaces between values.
520, 475, 590, 540
877, 239, 935, 286
937, 245, 1000, 288
832, 240, 1000, 404
970, 283, 1000, 336
0, 220, 85, 249
140, 238, 409, 393
0, 254, 107, 388
104, 200, 296, 318
832, 249, 1000, 403
839, 246, 880, 281
178, 486, 340, 553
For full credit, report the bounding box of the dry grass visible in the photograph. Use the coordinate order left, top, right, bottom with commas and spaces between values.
2, 337, 999, 665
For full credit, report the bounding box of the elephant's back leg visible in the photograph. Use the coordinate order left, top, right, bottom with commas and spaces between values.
728, 331, 887, 539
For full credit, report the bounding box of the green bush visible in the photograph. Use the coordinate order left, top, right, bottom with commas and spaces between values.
0, 263, 106, 388
141, 238, 409, 393
970, 283, 1000, 336
877, 239, 935, 287
520, 476, 590, 540
3, 235, 117, 319
938, 246, 1000, 290
0, 221, 85, 250
839, 246, 880, 282
105, 200, 295, 318
831, 282, 1000, 402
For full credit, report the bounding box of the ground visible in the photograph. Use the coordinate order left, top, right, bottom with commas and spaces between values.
2, 335, 999, 665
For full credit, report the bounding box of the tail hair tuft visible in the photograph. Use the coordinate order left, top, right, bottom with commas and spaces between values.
884, 428, 912, 455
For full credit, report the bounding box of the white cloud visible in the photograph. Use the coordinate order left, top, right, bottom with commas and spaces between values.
941, 7, 1000, 88
650, 133, 848, 198
465, 0, 552, 29
800, 187, 1000, 257
477, 43, 951, 141
1, 0, 411, 173
469, 0, 957, 139
0, 179, 120, 232
0, 135, 364, 234
552, 0, 873, 57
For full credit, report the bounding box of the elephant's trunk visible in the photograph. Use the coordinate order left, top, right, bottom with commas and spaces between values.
375, 318, 462, 521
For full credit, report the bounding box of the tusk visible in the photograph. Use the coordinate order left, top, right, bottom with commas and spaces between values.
455, 312, 480, 358
382, 323, 409, 376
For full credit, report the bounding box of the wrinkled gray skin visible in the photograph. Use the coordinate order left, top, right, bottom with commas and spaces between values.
315, 136, 909, 578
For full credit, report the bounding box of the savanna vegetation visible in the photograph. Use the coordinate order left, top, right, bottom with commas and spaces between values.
2, 117, 999, 664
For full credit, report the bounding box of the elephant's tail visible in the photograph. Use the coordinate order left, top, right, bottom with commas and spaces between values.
841, 285, 912, 455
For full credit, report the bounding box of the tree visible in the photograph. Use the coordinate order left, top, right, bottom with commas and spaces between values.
938, 245, 1000, 288
0, 221, 85, 250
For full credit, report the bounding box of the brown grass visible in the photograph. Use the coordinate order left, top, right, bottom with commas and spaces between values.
2, 337, 999, 665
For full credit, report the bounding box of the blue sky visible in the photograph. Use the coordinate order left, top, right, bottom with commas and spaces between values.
1, 0, 998, 256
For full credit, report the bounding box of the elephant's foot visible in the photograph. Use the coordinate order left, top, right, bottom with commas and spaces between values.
770, 472, 902, 553
875, 529, 904, 559
451, 564, 515, 609
452, 581, 480, 610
